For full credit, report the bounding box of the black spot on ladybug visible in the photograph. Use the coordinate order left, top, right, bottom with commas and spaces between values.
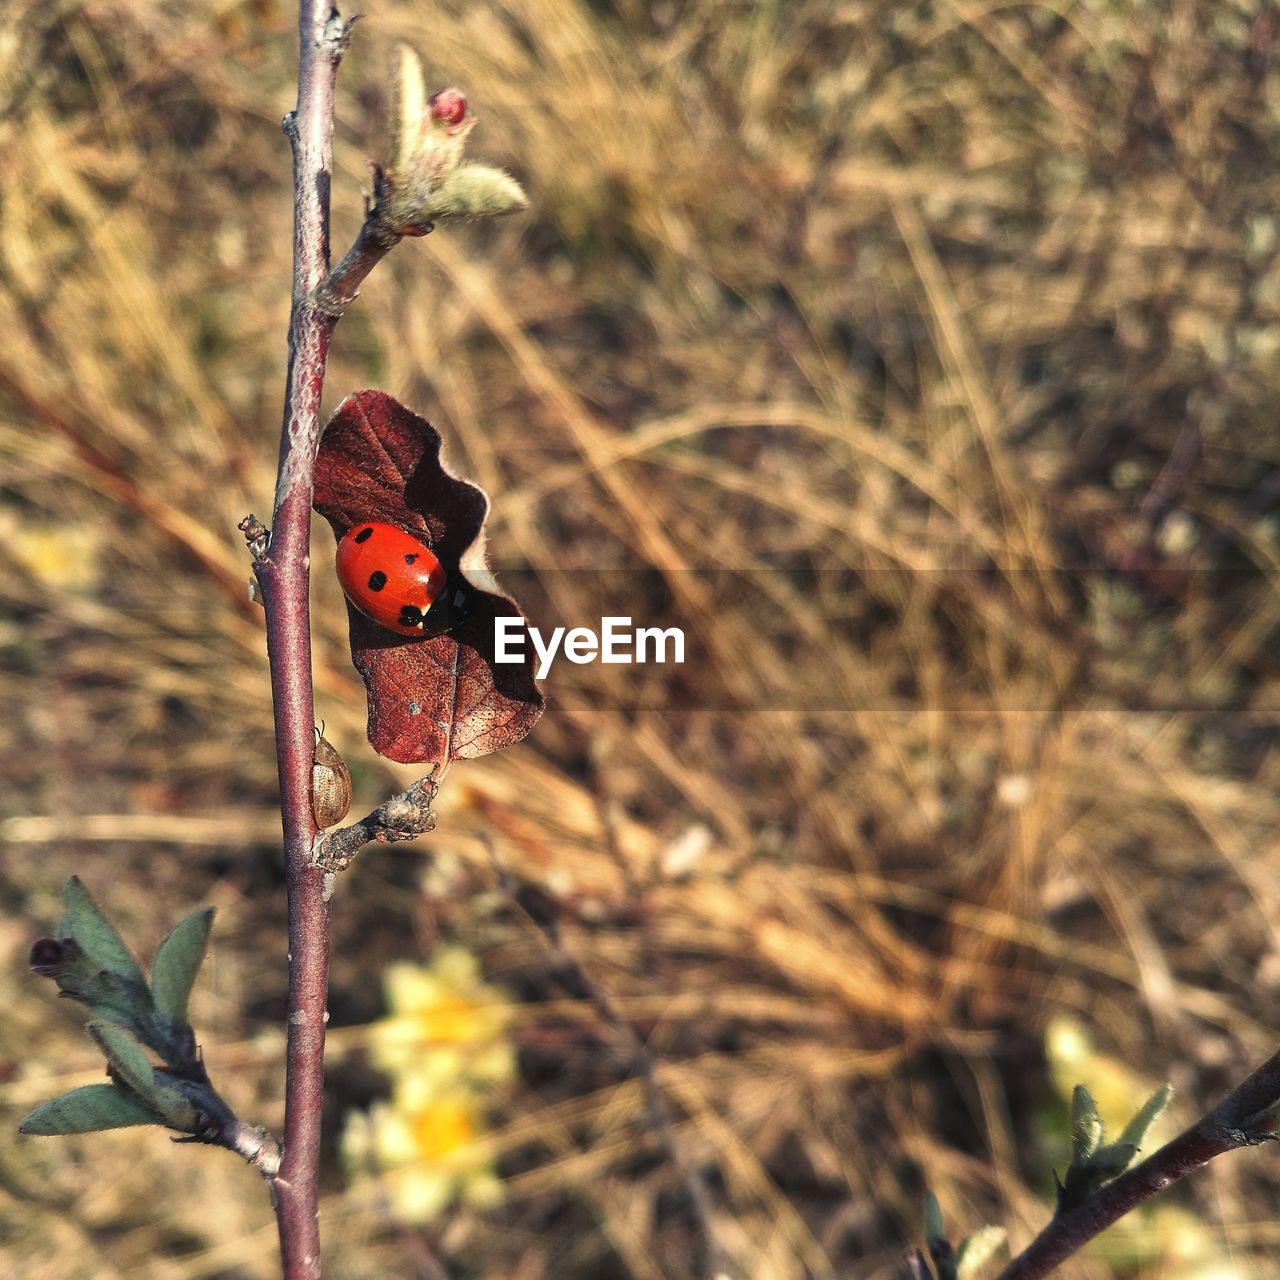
404, 553, 418, 564
353, 527, 374, 543
367, 571, 388, 592
399, 605, 426, 628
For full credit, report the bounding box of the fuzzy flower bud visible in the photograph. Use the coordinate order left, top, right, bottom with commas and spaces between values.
381, 44, 528, 233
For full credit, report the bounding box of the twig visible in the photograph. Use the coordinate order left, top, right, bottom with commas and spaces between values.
247, 5, 355, 1277
997, 1047, 1280, 1279
313, 170, 423, 318
168, 1064, 283, 1180
313, 771, 440, 879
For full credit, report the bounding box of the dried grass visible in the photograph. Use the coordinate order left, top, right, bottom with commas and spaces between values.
2, 1, 1279, 1276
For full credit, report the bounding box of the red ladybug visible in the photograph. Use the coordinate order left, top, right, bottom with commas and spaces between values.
336, 522, 447, 636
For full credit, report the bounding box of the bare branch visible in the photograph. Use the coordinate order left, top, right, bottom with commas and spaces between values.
250, 2, 362, 1275
313, 181, 410, 319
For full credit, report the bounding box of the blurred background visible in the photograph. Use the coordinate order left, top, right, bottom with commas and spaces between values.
3, 0, 1280, 1276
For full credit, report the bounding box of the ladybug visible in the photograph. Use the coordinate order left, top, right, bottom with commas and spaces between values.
336, 522, 449, 637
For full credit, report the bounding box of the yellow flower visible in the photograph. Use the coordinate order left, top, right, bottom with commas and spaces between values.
342, 948, 515, 1225
369, 948, 515, 1094
342, 1088, 502, 1224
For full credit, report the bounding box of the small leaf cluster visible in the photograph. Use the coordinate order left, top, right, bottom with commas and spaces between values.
22, 877, 216, 1139
377, 44, 527, 233
912, 1191, 1007, 1279
1056, 1082, 1172, 1214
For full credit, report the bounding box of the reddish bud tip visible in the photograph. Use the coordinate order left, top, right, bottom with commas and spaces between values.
29, 938, 64, 975
429, 88, 467, 126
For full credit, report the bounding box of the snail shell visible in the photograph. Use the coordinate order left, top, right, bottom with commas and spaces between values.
312, 729, 352, 829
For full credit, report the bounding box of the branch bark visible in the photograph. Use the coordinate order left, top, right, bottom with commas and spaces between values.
997, 1047, 1280, 1280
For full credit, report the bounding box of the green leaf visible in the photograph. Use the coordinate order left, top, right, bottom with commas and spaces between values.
428, 164, 528, 221
1069, 1084, 1103, 1164
85, 1022, 201, 1133
389, 43, 428, 178
151, 907, 214, 1024
955, 1225, 1007, 1277
923, 1189, 945, 1246
1118, 1083, 1172, 1151
145, 1075, 200, 1132
20, 1084, 157, 1135
61, 877, 147, 989
1088, 1140, 1139, 1180
87, 1021, 155, 1099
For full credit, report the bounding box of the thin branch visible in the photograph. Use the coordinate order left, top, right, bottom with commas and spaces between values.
250, 4, 355, 1277
997, 1047, 1280, 1280
312, 169, 422, 319
168, 1066, 283, 1180
247, 11, 525, 1274
313, 771, 440, 879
